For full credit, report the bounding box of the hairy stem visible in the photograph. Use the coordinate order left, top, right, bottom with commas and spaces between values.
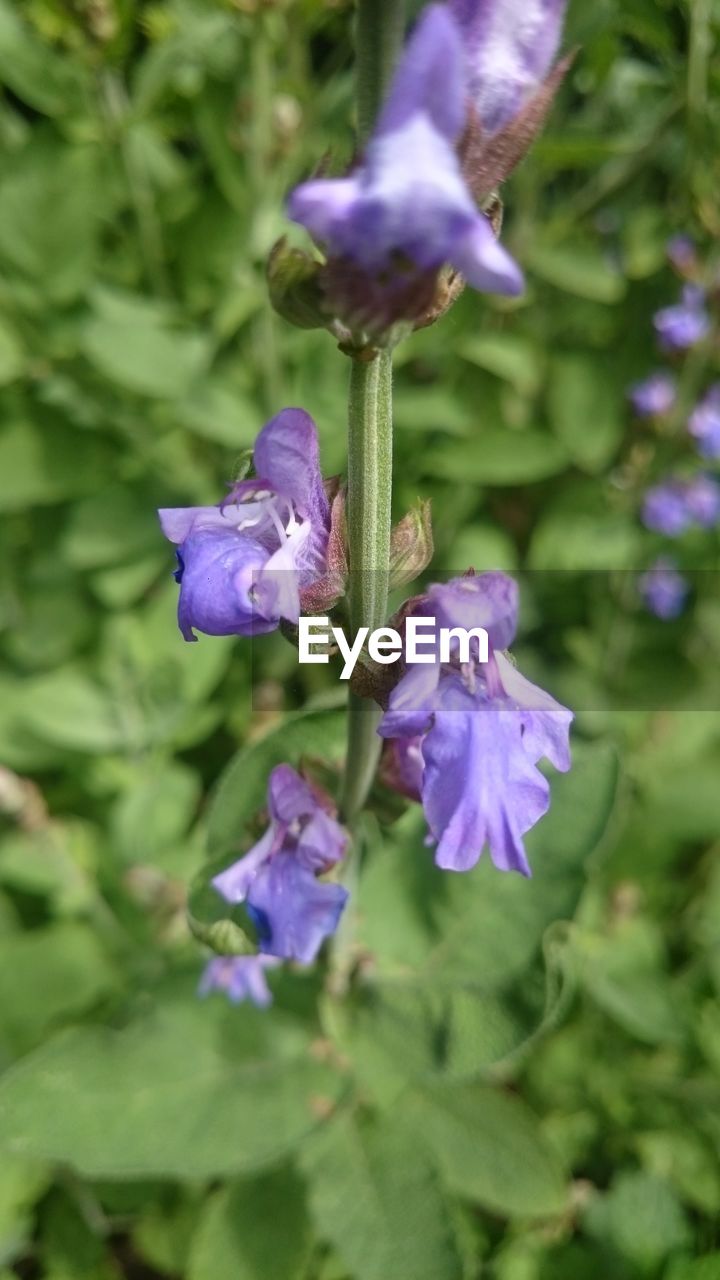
338, 0, 403, 824
355, 0, 407, 143
340, 351, 393, 821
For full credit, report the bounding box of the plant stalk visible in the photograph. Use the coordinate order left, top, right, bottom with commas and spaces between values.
354, 0, 406, 143
338, 0, 403, 822
340, 351, 393, 821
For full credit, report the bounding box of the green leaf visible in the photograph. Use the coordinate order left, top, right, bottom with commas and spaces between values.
0, 825, 93, 913
529, 505, 641, 570
584, 1171, 691, 1270
301, 1113, 463, 1280
526, 245, 626, 303
426, 428, 569, 485
0, 140, 104, 300
666, 1256, 720, 1280
20, 669, 127, 754
0, 1, 87, 115
81, 290, 212, 400
576, 919, 685, 1045
0, 924, 117, 1053
111, 763, 201, 864
61, 486, 161, 571
189, 1169, 311, 1280
0, 419, 114, 512
411, 1084, 567, 1217
458, 334, 544, 396
638, 761, 720, 841
207, 706, 346, 855
547, 355, 624, 472
0, 1156, 48, 1265
0, 318, 23, 386
0, 1005, 342, 1179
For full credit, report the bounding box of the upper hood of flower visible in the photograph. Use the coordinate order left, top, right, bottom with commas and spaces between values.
448, 0, 568, 135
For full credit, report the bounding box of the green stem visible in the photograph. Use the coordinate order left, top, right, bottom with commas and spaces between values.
347, 351, 393, 637
688, 0, 711, 122
337, 0, 403, 824
340, 351, 393, 821
355, 0, 407, 143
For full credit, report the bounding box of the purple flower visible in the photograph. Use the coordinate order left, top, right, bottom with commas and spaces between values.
685, 473, 720, 528
158, 409, 330, 641
642, 482, 691, 537
640, 557, 689, 620
666, 234, 696, 276
199, 955, 280, 1008
379, 572, 572, 877
449, 0, 568, 135
654, 286, 710, 352
627, 371, 677, 418
212, 765, 348, 965
689, 385, 720, 460
288, 6, 523, 299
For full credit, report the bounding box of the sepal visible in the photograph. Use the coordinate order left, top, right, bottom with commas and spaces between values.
187, 865, 256, 956
267, 236, 331, 331
299, 479, 348, 612
389, 499, 434, 590
460, 54, 575, 205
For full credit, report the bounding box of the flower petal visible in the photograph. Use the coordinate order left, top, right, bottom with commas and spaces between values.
451, 217, 524, 295
252, 408, 330, 528
494, 652, 572, 772
174, 528, 274, 641
423, 691, 550, 876
450, 0, 568, 134
377, 4, 466, 141
247, 852, 348, 964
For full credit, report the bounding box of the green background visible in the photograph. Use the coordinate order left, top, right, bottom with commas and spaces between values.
0, 1, 719, 1277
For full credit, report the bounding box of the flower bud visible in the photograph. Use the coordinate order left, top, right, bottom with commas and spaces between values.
267, 236, 330, 331
389, 499, 434, 590
187, 869, 256, 956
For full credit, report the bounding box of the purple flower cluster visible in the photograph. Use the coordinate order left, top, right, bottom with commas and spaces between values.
160, 4, 580, 1009
199, 955, 280, 1008
628, 372, 676, 419
289, 1, 568, 309
629, 237, 719, 621
666, 234, 697, 277
640, 557, 689, 621
654, 285, 709, 353
379, 573, 572, 877
689, 386, 720, 460
642, 474, 720, 536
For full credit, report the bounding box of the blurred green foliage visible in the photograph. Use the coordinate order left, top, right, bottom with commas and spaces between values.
1, 0, 720, 1277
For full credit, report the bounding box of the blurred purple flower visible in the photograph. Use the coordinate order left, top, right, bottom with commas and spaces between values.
642, 481, 691, 537
627, 371, 677, 418
288, 6, 523, 298
685, 473, 720, 528
666, 234, 696, 276
640, 558, 688, 620
158, 409, 330, 641
379, 572, 572, 877
199, 955, 280, 1008
689, 385, 720, 460
654, 286, 710, 352
449, 0, 568, 134
212, 765, 348, 965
